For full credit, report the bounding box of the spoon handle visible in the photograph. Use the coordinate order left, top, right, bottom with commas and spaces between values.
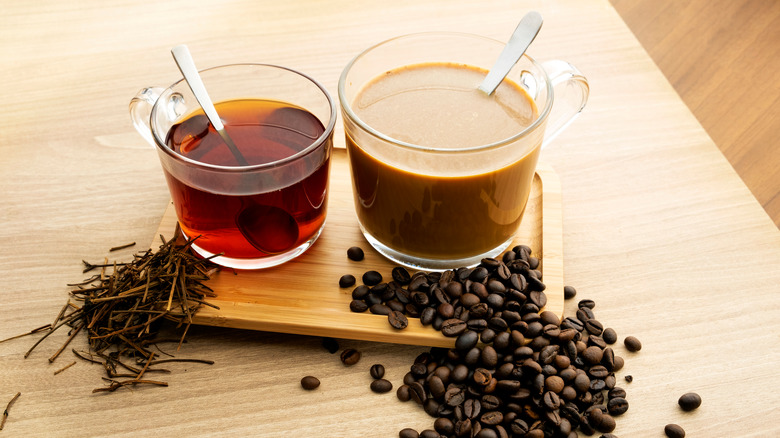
171, 45, 250, 166
478, 11, 543, 95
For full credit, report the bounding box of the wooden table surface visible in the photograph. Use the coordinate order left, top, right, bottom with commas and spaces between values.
1, 0, 779, 436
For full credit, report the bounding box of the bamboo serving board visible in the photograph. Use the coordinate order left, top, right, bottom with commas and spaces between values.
152, 148, 563, 348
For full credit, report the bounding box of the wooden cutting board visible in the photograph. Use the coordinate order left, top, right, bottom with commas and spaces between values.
152, 148, 563, 348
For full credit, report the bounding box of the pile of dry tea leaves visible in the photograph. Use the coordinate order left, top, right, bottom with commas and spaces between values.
9, 230, 219, 393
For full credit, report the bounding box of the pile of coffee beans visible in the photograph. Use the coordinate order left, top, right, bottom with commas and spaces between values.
343, 245, 632, 437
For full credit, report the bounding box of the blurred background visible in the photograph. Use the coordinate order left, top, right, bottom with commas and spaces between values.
612, 0, 780, 228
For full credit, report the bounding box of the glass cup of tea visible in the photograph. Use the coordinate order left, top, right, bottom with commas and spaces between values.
339, 32, 588, 270
130, 64, 336, 269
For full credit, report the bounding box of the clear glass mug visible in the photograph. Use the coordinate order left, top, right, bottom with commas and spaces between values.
339, 32, 588, 270
130, 64, 336, 269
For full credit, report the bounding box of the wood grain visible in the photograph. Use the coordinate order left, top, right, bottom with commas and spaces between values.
152, 150, 564, 347
1, 0, 779, 436
611, 0, 780, 228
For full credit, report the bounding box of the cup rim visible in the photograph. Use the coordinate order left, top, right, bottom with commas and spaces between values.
151, 63, 337, 172
337, 31, 554, 154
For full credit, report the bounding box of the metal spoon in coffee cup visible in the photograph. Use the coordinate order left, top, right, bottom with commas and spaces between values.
478, 11, 543, 95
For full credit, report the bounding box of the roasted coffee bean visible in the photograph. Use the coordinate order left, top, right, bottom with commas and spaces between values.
470, 266, 489, 282
388, 310, 409, 329
347, 246, 364, 261
370, 378, 393, 393
602, 327, 617, 344
576, 307, 594, 323
321, 337, 339, 354
419, 429, 439, 438
444, 386, 466, 407
561, 317, 584, 332
472, 368, 492, 387
578, 299, 596, 309
369, 363, 385, 379
583, 346, 604, 364
585, 319, 604, 335
678, 392, 702, 411
545, 375, 565, 393
340, 348, 361, 366
434, 417, 455, 435
607, 397, 629, 416
386, 299, 405, 313
420, 307, 436, 326
588, 365, 610, 379
438, 302, 455, 319
349, 299, 368, 313
300, 375, 320, 390
624, 374, 633, 383
351, 284, 370, 300
463, 398, 481, 419
424, 398, 441, 417
456, 330, 479, 351
460, 292, 481, 308
428, 375, 446, 399
409, 381, 427, 404
362, 270, 382, 286
370, 303, 391, 315
397, 384, 411, 402
542, 391, 561, 410
563, 285, 577, 299
467, 318, 488, 332
480, 411, 503, 426
595, 413, 616, 433
391, 266, 411, 284
399, 428, 419, 438
664, 423, 686, 438
441, 319, 468, 337
601, 347, 615, 370
624, 336, 642, 352
339, 274, 356, 288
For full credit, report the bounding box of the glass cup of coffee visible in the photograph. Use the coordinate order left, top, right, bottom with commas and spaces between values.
130, 64, 336, 269
339, 32, 588, 270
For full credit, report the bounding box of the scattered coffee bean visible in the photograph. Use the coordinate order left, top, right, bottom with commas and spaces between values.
607, 397, 629, 416
300, 375, 320, 390
602, 327, 617, 344
341, 247, 632, 437
664, 423, 686, 438
362, 270, 382, 286
349, 299, 368, 313
564, 285, 577, 299
625, 375, 633, 383
340, 348, 361, 366
347, 246, 365, 261
370, 378, 393, 393
339, 274, 356, 288
392, 266, 412, 284
624, 336, 642, 352
369, 363, 385, 380
678, 392, 702, 411
396, 384, 411, 402
399, 428, 419, 438
388, 310, 409, 330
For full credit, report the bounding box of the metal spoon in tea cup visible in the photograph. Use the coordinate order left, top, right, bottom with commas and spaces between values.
478, 11, 543, 96
170, 44, 250, 166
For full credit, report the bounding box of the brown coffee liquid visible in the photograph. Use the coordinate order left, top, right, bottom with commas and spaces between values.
347, 63, 540, 260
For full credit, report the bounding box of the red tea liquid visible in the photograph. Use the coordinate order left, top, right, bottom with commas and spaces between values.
164, 99, 330, 260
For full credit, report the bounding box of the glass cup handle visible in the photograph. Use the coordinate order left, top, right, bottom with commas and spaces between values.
129, 87, 164, 147
540, 60, 589, 147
